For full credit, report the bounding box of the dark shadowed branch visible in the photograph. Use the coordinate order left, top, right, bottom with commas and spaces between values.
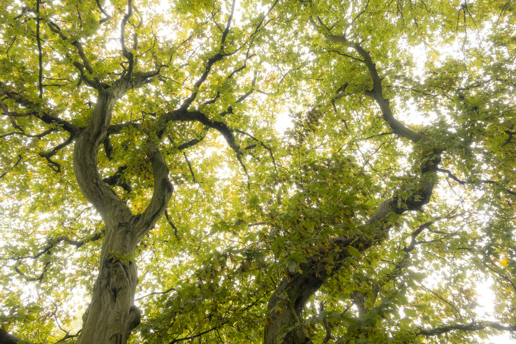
164, 209, 180, 241
437, 168, 516, 195
0, 231, 104, 261
135, 287, 176, 301
39, 134, 74, 173
416, 321, 516, 337
95, 0, 112, 24
0, 154, 22, 180
235, 129, 277, 173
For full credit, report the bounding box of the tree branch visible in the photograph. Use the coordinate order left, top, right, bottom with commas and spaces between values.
326, 36, 423, 142
1, 231, 104, 261
417, 321, 516, 336
121, 0, 135, 79
36, 0, 43, 98
39, 134, 74, 173
264, 143, 442, 343
235, 129, 277, 173
134, 141, 174, 240
135, 287, 175, 301
95, 0, 112, 24
182, 152, 197, 183
46, 21, 97, 84
103, 165, 132, 193
0, 329, 32, 344
164, 209, 180, 241
0, 154, 22, 180
437, 168, 516, 195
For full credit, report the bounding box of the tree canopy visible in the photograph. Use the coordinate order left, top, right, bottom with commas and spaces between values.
0, 0, 515, 343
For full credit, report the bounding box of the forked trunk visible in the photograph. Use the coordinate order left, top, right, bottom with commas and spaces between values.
70, 81, 172, 343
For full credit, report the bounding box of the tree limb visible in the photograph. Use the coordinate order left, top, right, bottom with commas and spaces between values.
0, 329, 32, 344
0, 154, 22, 180
134, 141, 174, 240
417, 321, 516, 336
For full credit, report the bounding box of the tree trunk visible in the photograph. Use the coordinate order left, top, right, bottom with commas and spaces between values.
72, 87, 173, 343
264, 238, 373, 344
76, 219, 142, 344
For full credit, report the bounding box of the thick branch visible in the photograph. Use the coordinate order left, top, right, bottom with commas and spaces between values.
326, 36, 423, 142
0, 329, 32, 344
73, 91, 132, 223
134, 141, 173, 240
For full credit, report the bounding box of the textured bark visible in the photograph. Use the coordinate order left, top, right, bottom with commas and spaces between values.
77, 221, 141, 344
264, 237, 375, 344
73, 84, 173, 344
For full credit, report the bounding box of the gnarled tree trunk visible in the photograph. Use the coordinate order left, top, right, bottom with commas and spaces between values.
73, 84, 173, 344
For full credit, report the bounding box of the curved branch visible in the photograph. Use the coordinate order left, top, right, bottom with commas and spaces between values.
326, 36, 423, 142
135, 287, 175, 301
73, 91, 132, 223
437, 168, 516, 196
95, 0, 112, 24
0, 128, 54, 139
134, 141, 174, 240
14, 259, 50, 282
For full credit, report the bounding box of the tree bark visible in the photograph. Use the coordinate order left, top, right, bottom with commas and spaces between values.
73, 85, 173, 344
77, 221, 141, 344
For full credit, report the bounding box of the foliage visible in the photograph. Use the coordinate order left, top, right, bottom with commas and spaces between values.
0, 0, 515, 343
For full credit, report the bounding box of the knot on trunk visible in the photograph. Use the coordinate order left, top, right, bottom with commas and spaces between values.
127, 305, 141, 331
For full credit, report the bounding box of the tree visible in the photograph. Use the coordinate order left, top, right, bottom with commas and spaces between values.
0, 0, 515, 343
